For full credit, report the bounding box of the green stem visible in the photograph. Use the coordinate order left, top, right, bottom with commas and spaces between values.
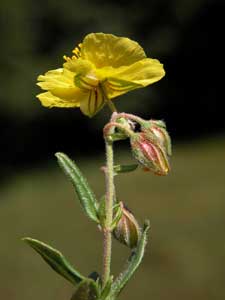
103, 122, 134, 138
99, 83, 117, 114
102, 140, 114, 286
107, 99, 117, 113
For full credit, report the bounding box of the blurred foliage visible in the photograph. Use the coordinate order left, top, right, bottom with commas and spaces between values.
0, 138, 225, 299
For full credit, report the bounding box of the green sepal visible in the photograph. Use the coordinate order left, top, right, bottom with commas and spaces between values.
71, 278, 100, 300
110, 204, 123, 231
110, 220, 150, 297
22, 237, 85, 285
113, 164, 138, 175
100, 276, 113, 300
98, 200, 123, 231
55, 152, 99, 223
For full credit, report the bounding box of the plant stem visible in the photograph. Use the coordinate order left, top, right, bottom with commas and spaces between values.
102, 140, 114, 287
111, 112, 144, 124
107, 99, 117, 113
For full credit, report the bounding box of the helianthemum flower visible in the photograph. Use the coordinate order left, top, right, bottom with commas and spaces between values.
37, 33, 165, 117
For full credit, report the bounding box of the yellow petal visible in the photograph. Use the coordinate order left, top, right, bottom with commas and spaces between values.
63, 58, 95, 75
37, 89, 89, 108
81, 33, 146, 68
111, 58, 165, 86
102, 77, 141, 99
102, 58, 165, 98
80, 87, 105, 117
37, 68, 74, 90
37, 67, 90, 105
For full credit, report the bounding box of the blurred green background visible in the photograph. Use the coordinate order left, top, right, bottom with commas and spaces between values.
0, 0, 224, 299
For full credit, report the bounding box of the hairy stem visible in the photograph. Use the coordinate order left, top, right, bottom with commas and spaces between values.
111, 112, 144, 124
103, 122, 134, 138
102, 140, 114, 286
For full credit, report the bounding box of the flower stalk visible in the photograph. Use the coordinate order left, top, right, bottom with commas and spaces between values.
102, 139, 114, 286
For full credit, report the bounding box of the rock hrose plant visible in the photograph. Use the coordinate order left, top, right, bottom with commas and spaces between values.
23, 33, 171, 300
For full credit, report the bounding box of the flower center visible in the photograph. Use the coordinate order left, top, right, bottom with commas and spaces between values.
74, 72, 99, 90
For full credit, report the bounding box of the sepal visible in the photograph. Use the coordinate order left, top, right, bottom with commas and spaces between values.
113, 202, 140, 249
130, 133, 170, 175
110, 204, 123, 231
98, 199, 123, 231
142, 120, 172, 156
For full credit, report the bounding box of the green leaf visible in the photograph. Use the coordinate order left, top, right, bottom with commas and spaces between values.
55, 152, 99, 223
23, 237, 85, 285
113, 164, 138, 174
71, 279, 100, 300
110, 220, 150, 297
110, 205, 123, 230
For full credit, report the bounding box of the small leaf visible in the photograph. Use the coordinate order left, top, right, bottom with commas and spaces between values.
111, 220, 150, 297
110, 205, 123, 230
71, 279, 100, 300
113, 164, 138, 174
55, 152, 99, 223
23, 237, 85, 285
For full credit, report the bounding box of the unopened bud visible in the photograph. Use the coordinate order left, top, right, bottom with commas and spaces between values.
113, 202, 140, 249
130, 132, 170, 175
143, 120, 172, 156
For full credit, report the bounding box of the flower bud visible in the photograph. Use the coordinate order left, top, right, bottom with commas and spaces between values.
143, 120, 172, 156
113, 202, 140, 249
130, 132, 170, 175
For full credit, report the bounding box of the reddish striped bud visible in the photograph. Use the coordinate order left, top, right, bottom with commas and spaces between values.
130, 132, 170, 175
143, 120, 172, 156
113, 202, 140, 249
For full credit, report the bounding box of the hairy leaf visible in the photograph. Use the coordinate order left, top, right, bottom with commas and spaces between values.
23, 237, 85, 285
56, 152, 99, 223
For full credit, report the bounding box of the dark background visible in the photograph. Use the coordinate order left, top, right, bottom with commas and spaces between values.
0, 0, 224, 179
0, 1, 225, 300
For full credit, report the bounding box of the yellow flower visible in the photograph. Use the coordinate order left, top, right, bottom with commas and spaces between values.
37, 33, 165, 117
